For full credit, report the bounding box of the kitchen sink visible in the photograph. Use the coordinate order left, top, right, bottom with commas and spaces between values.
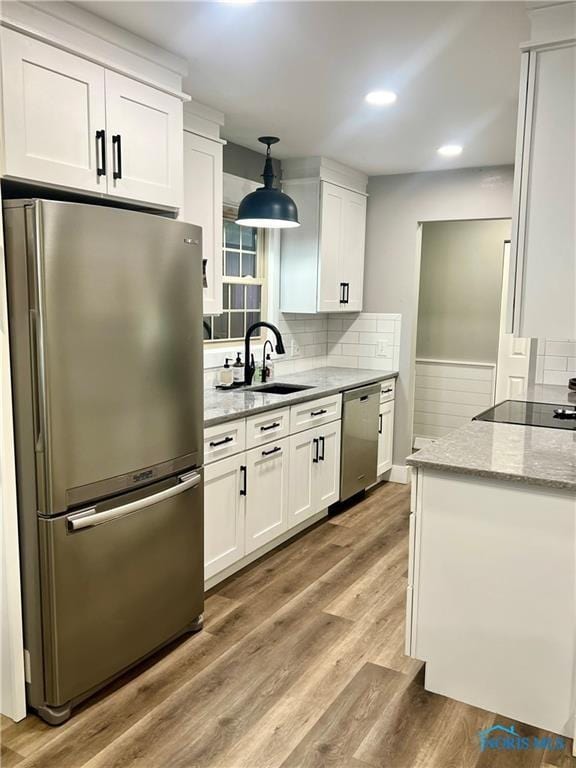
247, 383, 314, 395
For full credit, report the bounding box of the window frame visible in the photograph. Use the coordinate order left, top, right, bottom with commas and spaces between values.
204, 206, 268, 346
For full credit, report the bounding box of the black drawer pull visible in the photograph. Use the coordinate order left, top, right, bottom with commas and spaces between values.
311, 408, 327, 417
262, 446, 282, 457
312, 438, 319, 463
360, 395, 369, 401
240, 465, 247, 496
260, 422, 280, 431
379, 414, 383, 434
210, 436, 234, 447
319, 436, 325, 461
112, 134, 122, 180
382, 387, 393, 394
96, 129, 106, 177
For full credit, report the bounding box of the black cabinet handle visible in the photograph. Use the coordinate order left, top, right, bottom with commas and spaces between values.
312, 438, 319, 463
262, 446, 282, 457
260, 422, 280, 432
339, 282, 346, 304
382, 387, 393, 394
96, 130, 106, 177
343, 283, 350, 304
112, 134, 122, 180
319, 436, 325, 461
379, 414, 383, 434
311, 408, 327, 417
209, 436, 233, 447
240, 465, 247, 496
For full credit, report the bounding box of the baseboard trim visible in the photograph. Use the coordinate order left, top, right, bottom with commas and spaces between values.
389, 464, 412, 484
204, 509, 329, 591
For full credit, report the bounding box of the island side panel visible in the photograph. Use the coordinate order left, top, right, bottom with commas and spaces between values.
409, 468, 575, 738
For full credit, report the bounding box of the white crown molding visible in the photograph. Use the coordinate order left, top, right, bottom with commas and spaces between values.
281, 156, 368, 195
1, 1, 190, 97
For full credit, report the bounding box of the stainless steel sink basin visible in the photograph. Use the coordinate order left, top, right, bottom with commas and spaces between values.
247, 383, 314, 395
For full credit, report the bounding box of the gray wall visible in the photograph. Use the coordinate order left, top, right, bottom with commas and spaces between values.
417, 219, 511, 363
363, 166, 515, 467
223, 141, 281, 184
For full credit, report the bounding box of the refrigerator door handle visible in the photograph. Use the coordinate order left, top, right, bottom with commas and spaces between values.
67, 471, 201, 531
29, 309, 46, 452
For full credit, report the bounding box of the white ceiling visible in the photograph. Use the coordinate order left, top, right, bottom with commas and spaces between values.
78, 1, 530, 175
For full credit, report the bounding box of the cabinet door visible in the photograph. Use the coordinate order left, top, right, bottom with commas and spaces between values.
513, 44, 576, 338
182, 132, 223, 315
340, 189, 367, 312
1, 29, 106, 192
204, 454, 245, 580
377, 400, 394, 475
288, 429, 318, 526
316, 420, 342, 509
245, 438, 289, 554
105, 71, 183, 208
318, 182, 345, 312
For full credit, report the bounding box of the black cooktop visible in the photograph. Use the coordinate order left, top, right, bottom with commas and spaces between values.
474, 400, 576, 430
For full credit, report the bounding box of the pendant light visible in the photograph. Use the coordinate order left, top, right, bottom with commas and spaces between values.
236, 137, 300, 229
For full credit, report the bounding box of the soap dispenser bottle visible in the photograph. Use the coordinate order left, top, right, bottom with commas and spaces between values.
265, 353, 274, 382
232, 352, 244, 384
219, 358, 233, 387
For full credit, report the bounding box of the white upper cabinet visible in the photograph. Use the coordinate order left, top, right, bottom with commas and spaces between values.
1, 29, 106, 193
105, 71, 183, 208
182, 131, 223, 315
509, 40, 576, 339
1, 29, 184, 209
280, 157, 368, 314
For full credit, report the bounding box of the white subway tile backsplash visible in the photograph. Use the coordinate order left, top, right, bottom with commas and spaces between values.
543, 369, 575, 386
204, 309, 401, 386
546, 341, 576, 357
376, 320, 396, 333
535, 338, 576, 383
543, 356, 568, 371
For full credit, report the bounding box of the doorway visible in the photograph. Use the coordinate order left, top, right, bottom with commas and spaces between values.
412, 219, 533, 449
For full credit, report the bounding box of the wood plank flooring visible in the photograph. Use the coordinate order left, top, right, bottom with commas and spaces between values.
2, 482, 574, 768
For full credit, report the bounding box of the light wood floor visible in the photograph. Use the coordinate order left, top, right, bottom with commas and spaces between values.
2, 482, 574, 768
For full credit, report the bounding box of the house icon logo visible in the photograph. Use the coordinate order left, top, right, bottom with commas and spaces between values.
478, 724, 565, 753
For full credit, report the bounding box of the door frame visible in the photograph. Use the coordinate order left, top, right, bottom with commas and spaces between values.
409, 218, 513, 451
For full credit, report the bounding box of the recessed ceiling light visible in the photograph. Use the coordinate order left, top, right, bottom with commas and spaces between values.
437, 144, 463, 157
365, 90, 397, 106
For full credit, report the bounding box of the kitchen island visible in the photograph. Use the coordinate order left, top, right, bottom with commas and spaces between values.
405, 417, 576, 744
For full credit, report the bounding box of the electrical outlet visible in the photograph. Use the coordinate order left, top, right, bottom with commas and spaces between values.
376, 340, 390, 357
291, 340, 301, 357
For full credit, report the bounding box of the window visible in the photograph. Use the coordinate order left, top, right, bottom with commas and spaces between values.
205, 210, 266, 343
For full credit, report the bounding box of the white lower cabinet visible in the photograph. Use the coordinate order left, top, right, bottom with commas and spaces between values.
288, 420, 341, 527
377, 400, 394, 475
204, 454, 245, 580
245, 438, 289, 554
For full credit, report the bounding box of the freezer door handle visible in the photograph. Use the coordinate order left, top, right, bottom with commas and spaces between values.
67, 471, 201, 531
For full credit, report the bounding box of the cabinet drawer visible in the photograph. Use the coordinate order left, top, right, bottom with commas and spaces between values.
246, 407, 290, 449
204, 419, 246, 464
380, 379, 396, 403
289, 394, 342, 434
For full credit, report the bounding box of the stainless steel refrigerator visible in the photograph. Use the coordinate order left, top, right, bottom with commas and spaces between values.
4, 199, 205, 725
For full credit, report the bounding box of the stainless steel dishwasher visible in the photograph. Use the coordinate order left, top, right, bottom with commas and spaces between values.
340, 383, 380, 501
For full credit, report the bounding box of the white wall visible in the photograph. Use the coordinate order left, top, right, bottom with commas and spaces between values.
363, 166, 515, 466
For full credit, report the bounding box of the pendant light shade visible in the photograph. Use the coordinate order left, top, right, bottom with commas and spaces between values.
236, 137, 300, 229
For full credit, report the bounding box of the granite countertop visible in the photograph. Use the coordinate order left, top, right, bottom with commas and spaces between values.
204, 367, 398, 427
407, 420, 576, 491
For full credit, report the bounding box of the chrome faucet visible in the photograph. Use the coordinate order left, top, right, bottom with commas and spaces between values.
244, 322, 286, 385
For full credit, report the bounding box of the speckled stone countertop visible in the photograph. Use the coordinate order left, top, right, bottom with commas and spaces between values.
204, 367, 398, 427
406, 420, 576, 491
